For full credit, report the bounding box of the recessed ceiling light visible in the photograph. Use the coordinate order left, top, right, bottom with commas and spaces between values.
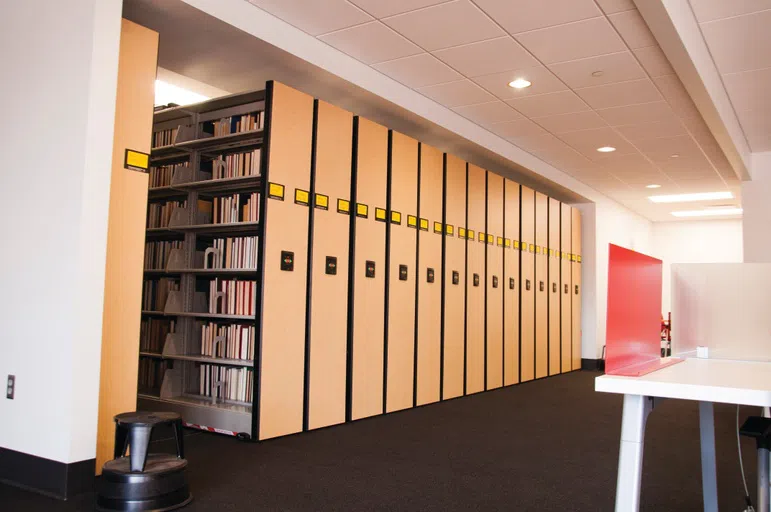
591, 70, 604, 77
670, 154, 679, 158
508, 78, 532, 89
596, 146, 616, 153
671, 208, 743, 218
648, 191, 733, 203
646, 184, 661, 189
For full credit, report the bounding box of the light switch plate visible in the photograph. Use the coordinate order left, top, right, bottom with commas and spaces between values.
7, 375, 14, 399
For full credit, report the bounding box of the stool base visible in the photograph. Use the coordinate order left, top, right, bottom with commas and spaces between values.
97, 454, 192, 512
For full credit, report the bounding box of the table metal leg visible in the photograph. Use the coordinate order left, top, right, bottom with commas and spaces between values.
759, 447, 769, 512
699, 401, 718, 512
615, 394, 654, 512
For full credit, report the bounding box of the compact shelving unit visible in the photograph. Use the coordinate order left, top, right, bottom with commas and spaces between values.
138, 90, 266, 438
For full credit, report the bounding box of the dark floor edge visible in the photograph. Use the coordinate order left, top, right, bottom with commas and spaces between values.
581, 358, 603, 371
0, 447, 95, 500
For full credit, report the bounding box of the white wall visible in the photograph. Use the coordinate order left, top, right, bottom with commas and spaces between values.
0, 0, 121, 463
651, 219, 743, 315
744, 151, 771, 263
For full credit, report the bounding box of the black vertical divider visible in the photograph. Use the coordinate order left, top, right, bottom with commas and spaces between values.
463, 163, 469, 396
345, 117, 359, 423
439, 154, 447, 401
501, 180, 506, 384
252, 81, 274, 441
483, 172, 488, 390
517, 185, 522, 385
382, 130, 393, 413
533, 192, 537, 374
302, 100, 319, 431
412, 144, 421, 407
559, 203, 563, 373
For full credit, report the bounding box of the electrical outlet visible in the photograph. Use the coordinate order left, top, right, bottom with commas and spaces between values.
7, 375, 15, 399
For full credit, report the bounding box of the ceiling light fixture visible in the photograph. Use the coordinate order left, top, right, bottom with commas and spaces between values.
648, 191, 733, 203
646, 184, 661, 189
670, 154, 679, 158
671, 208, 743, 218
154, 80, 209, 107
596, 146, 616, 153
508, 78, 532, 89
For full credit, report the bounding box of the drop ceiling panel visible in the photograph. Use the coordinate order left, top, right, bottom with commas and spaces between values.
372, 53, 461, 88
318, 22, 422, 64
558, 127, 638, 159
515, 17, 626, 64
533, 110, 608, 134
382, 0, 504, 51
720, 66, 771, 112
472, 0, 601, 35
652, 74, 701, 118
632, 45, 676, 77
510, 132, 569, 153
506, 90, 590, 118
596, 153, 659, 173
698, 8, 771, 74
417, 79, 495, 107
615, 119, 688, 141
596, 101, 677, 126
747, 133, 771, 152
595, 0, 636, 15
548, 51, 646, 88
736, 108, 771, 136
635, 135, 706, 161
349, 0, 452, 18
453, 100, 523, 125
432, 36, 539, 77
472, 66, 568, 99
247, 0, 372, 36
607, 9, 658, 49
489, 118, 548, 139
575, 78, 662, 109
689, 0, 771, 23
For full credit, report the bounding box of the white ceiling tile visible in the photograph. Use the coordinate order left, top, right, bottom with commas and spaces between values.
596, 101, 677, 126
416, 79, 495, 107
699, 9, 771, 73
509, 133, 568, 153
689, 0, 771, 23
608, 9, 658, 49
575, 78, 662, 109
737, 108, 771, 136
382, 0, 504, 51
615, 119, 688, 141
536, 146, 595, 171
349, 0, 452, 18
453, 101, 523, 125
652, 74, 701, 118
472, 66, 568, 99
433, 37, 539, 77
747, 133, 771, 152
558, 127, 639, 159
657, 154, 716, 175
532, 110, 608, 134
372, 53, 461, 88
634, 135, 706, 161
721, 66, 771, 112
247, 0, 372, 36
633, 45, 676, 77
596, 153, 659, 173
489, 118, 548, 139
506, 90, 590, 118
548, 51, 646, 88
515, 17, 626, 64
472, 0, 601, 34
318, 22, 422, 64
595, 0, 637, 14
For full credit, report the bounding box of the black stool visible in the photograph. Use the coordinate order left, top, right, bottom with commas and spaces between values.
740, 416, 770, 512
97, 412, 192, 512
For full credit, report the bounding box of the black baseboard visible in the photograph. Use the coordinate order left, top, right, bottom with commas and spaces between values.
0, 447, 95, 500
581, 358, 604, 371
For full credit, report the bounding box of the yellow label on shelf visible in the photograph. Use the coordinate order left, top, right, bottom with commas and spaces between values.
479, 232, 486, 242
514, 240, 520, 249
535, 246, 541, 254
468, 230, 475, 240
268, 182, 285, 200
497, 236, 504, 246
578, 255, 582, 263
315, 193, 329, 209
337, 198, 350, 214
357, 203, 369, 218
487, 234, 494, 244
420, 218, 429, 231
125, 149, 149, 171
391, 211, 402, 224
434, 221, 443, 234
529, 244, 535, 252
459, 227, 467, 238
375, 207, 387, 221
295, 189, 310, 205
446, 224, 454, 236
504, 238, 511, 248
407, 215, 418, 228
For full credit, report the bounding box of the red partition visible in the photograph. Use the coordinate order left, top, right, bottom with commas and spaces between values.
605, 244, 680, 375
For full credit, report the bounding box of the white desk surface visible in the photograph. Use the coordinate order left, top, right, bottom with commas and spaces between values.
595, 358, 771, 407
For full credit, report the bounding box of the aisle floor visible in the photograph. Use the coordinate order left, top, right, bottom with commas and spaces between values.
0, 371, 760, 511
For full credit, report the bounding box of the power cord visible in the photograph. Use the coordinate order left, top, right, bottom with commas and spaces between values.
737, 405, 755, 512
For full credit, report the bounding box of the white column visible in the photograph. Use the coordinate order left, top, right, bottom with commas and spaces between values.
743, 152, 771, 263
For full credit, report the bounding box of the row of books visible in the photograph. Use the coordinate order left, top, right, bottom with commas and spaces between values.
207, 236, 258, 269
212, 149, 261, 180
148, 200, 185, 228
200, 323, 255, 361
211, 193, 259, 224
153, 127, 178, 148
138, 358, 168, 391
149, 162, 187, 188
143, 278, 179, 311
199, 364, 254, 403
140, 318, 175, 353
208, 278, 256, 316
207, 112, 263, 138
144, 240, 183, 270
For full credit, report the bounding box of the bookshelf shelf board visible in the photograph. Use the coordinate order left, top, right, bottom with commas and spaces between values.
187, 268, 258, 277
138, 389, 161, 399
150, 144, 189, 159
139, 352, 163, 359
175, 130, 263, 153
142, 394, 252, 415
141, 310, 166, 316
163, 354, 254, 367
172, 312, 255, 320
182, 175, 261, 194
143, 269, 182, 276
148, 185, 187, 200
175, 221, 260, 235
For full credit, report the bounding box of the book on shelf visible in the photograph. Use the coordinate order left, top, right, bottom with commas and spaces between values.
211, 149, 261, 180
140, 318, 175, 353
207, 236, 258, 269
144, 240, 183, 270
143, 278, 179, 311
199, 364, 253, 403
138, 358, 169, 391
153, 127, 178, 148
148, 199, 186, 228
208, 192, 259, 224
206, 111, 264, 138
149, 162, 187, 188
201, 322, 255, 361
208, 278, 257, 316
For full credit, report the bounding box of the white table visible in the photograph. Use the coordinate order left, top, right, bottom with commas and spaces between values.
595, 358, 771, 511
